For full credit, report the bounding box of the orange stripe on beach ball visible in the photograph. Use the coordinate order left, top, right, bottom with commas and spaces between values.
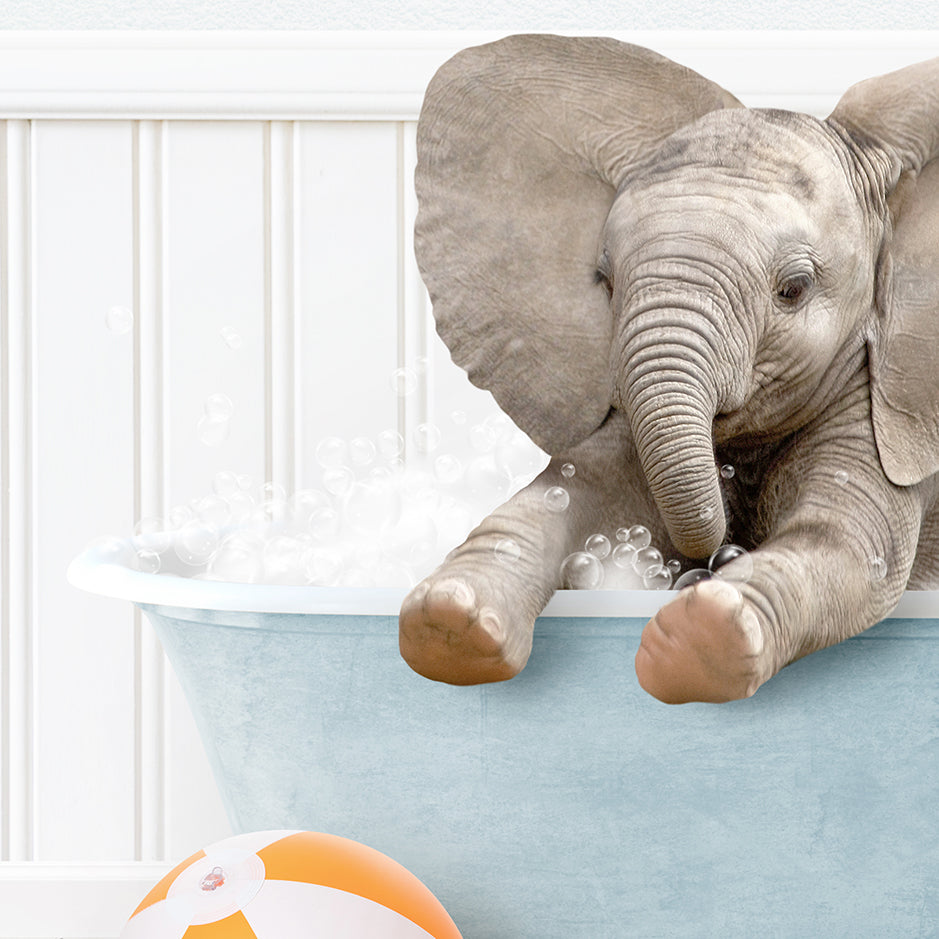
132, 849, 207, 917
182, 910, 256, 938
258, 832, 462, 938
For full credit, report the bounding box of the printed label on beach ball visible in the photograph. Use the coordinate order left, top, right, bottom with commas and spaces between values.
121, 829, 463, 938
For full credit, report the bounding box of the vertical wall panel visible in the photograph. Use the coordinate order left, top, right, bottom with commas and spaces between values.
31, 121, 137, 861
296, 122, 399, 481
161, 121, 264, 856
1, 119, 34, 863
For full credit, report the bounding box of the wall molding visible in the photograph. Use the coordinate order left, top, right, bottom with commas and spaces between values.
0, 30, 936, 120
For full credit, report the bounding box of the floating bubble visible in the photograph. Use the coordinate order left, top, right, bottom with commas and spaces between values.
204, 393, 234, 422
674, 568, 712, 589
585, 533, 612, 560
834, 469, 849, 485
720, 464, 735, 479
315, 437, 347, 470
643, 565, 673, 590
434, 453, 464, 485
633, 546, 664, 576
709, 544, 754, 583
167, 504, 194, 530
561, 463, 576, 479
543, 486, 570, 513
377, 429, 404, 460
469, 422, 498, 453
220, 326, 244, 349
349, 436, 377, 467
413, 423, 442, 454
133, 516, 172, 554
197, 415, 230, 447
205, 532, 264, 583
623, 525, 651, 550
390, 367, 417, 397
560, 552, 604, 589
174, 521, 220, 566
494, 538, 521, 566
611, 543, 637, 569
195, 494, 231, 528
666, 559, 682, 575
212, 470, 241, 499
105, 305, 133, 335
869, 556, 887, 582
322, 466, 354, 497
134, 549, 161, 574
449, 409, 467, 426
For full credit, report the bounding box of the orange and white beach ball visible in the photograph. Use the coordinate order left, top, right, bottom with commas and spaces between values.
121, 829, 463, 938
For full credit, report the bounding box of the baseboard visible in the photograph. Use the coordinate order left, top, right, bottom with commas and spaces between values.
0, 863, 169, 939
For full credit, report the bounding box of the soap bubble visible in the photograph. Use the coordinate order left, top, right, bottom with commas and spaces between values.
220, 326, 244, 349
643, 565, 673, 590
720, 464, 735, 479
377, 429, 403, 460
349, 436, 376, 467
585, 533, 611, 560
195, 494, 231, 527
133, 516, 171, 554
561, 462, 576, 479
413, 423, 442, 454
834, 469, 849, 485
869, 556, 887, 582
105, 305, 133, 335
289, 488, 331, 528
449, 409, 467, 426
309, 506, 341, 541
666, 559, 682, 575
622, 525, 651, 550
434, 453, 463, 485
226, 490, 255, 524
134, 549, 162, 574
344, 478, 401, 535
560, 552, 604, 589
494, 538, 521, 566
495, 431, 544, 481
633, 546, 664, 576
699, 505, 716, 522
259, 482, 287, 504
709, 544, 753, 583
89, 536, 136, 567
469, 422, 498, 453
611, 543, 637, 569
390, 367, 417, 397
174, 521, 220, 566
204, 533, 263, 583
167, 504, 194, 530
322, 466, 354, 497
204, 393, 234, 422
543, 486, 570, 513
675, 568, 712, 589
315, 436, 347, 470
197, 415, 230, 447
465, 455, 508, 498
212, 470, 241, 499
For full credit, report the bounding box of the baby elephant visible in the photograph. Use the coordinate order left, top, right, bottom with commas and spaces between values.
399, 35, 939, 703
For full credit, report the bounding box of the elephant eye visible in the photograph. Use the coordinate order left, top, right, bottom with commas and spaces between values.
776, 273, 814, 306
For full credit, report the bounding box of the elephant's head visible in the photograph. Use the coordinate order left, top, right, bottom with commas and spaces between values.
414, 36, 939, 559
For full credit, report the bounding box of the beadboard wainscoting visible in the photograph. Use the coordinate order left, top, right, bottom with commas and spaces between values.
0, 31, 937, 938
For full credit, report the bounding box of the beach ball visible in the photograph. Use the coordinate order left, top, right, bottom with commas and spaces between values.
121, 829, 463, 938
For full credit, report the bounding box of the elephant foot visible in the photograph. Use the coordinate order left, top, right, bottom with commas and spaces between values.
399, 573, 534, 685
635, 578, 772, 704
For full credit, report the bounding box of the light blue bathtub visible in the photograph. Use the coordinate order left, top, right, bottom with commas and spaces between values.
69, 542, 939, 938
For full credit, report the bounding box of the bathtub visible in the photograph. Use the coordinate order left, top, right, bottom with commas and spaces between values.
69, 541, 939, 939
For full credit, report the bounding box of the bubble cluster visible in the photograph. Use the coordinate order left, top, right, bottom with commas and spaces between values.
670, 543, 754, 591
105, 305, 133, 335
560, 527, 676, 590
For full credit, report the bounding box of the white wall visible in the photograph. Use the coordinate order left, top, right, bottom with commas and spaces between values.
0, 0, 937, 29
0, 29, 938, 939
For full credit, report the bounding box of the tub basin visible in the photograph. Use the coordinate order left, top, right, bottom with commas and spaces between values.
69, 544, 939, 938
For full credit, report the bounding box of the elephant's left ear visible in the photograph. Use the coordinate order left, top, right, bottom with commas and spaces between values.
830, 58, 939, 486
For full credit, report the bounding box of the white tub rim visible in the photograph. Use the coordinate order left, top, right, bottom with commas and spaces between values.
67, 538, 939, 619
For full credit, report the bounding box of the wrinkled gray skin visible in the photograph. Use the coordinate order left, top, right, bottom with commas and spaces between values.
399, 35, 939, 703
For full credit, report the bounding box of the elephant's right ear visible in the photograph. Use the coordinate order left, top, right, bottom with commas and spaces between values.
414, 35, 742, 452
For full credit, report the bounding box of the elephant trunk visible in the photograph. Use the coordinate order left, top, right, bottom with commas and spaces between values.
618, 320, 729, 560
